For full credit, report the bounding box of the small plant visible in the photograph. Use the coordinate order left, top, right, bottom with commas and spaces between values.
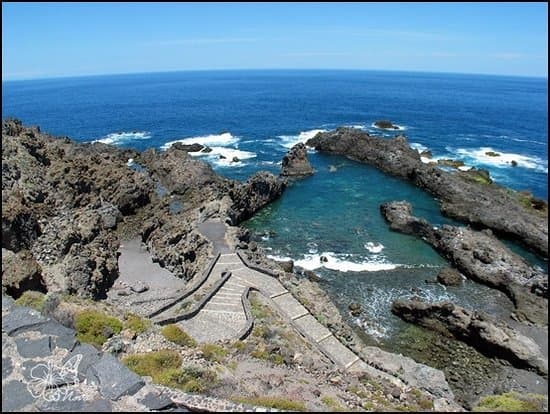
123, 352, 217, 392
15, 291, 46, 312
123, 350, 182, 377
74, 310, 123, 347
321, 395, 348, 411
200, 343, 228, 362
125, 313, 150, 334
250, 298, 270, 319
162, 324, 197, 347
231, 340, 246, 351
232, 395, 307, 411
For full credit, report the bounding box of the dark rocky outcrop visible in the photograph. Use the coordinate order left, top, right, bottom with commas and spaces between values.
3, 120, 288, 296
227, 172, 286, 225
307, 128, 548, 257
281, 143, 314, 177
1, 249, 46, 297
374, 120, 399, 130
436, 268, 463, 286
381, 201, 548, 325
170, 142, 205, 153
392, 298, 548, 376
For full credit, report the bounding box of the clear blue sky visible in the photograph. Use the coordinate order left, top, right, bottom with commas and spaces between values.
2, 2, 548, 80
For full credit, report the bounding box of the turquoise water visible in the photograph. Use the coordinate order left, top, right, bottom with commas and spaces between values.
3, 69, 547, 341
245, 152, 515, 339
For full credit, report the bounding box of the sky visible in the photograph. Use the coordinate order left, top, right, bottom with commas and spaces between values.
2, 2, 548, 80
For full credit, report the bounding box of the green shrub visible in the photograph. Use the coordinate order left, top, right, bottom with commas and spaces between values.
154, 365, 217, 393
161, 324, 197, 347
123, 350, 182, 377
15, 291, 46, 312
74, 310, 123, 347
200, 343, 228, 362
233, 395, 307, 411
125, 313, 150, 334
473, 392, 546, 412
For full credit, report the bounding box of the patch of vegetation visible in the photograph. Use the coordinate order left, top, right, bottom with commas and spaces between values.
232, 395, 307, 411
161, 324, 197, 347
315, 314, 327, 325
200, 343, 228, 362
123, 350, 182, 376
178, 301, 192, 312
231, 340, 246, 351
250, 344, 285, 365
155, 365, 218, 393
124, 313, 150, 334
321, 395, 346, 411
250, 297, 271, 319
473, 392, 546, 412
15, 291, 46, 312
123, 351, 216, 393
74, 310, 123, 347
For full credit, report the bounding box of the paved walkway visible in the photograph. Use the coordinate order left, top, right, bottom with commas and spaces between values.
175, 220, 374, 373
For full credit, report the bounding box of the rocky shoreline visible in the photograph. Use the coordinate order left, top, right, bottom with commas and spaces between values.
306, 127, 548, 257
2, 119, 548, 412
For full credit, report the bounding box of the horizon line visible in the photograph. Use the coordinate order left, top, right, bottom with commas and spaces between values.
2, 67, 548, 83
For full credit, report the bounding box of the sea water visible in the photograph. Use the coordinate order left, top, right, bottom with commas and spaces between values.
3, 69, 547, 341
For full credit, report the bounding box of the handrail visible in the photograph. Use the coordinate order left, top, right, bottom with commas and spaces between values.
156, 271, 231, 325
147, 252, 221, 318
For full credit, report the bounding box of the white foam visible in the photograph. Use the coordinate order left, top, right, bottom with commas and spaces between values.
420, 156, 434, 164
203, 147, 257, 168
161, 132, 237, 150
293, 252, 398, 272
278, 129, 327, 148
371, 122, 407, 131
344, 124, 367, 130
410, 142, 428, 152
92, 131, 151, 145
364, 242, 384, 254
457, 165, 473, 171
450, 146, 548, 173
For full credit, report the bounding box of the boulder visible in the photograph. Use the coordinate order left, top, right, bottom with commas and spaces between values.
436, 268, 463, 286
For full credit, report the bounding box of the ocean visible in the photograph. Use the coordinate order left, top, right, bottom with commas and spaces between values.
2, 69, 548, 342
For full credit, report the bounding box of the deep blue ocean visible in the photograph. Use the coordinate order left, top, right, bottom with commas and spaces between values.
3, 70, 548, 341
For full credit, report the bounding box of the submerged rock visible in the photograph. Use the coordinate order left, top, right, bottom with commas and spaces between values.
281, 143, 314, 177
392, 298, 548, 376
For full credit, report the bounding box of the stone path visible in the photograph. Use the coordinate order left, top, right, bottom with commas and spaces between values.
158, 220, 375, 374
1, 296, 279, 412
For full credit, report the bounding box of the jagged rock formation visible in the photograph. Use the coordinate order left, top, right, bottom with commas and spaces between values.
307, 127, 548, 257
281, 143, 314, 177
2, 119, 285, 297
392, 298, 548, 377
227, 172, 286, 225
380, 200, 548, 325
